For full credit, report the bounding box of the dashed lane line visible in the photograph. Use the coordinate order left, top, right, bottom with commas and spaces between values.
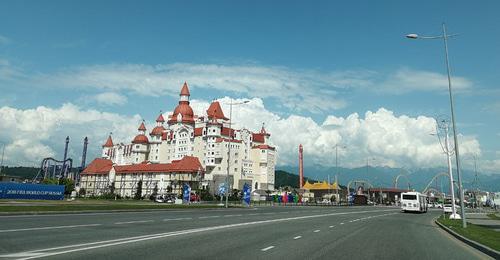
163, 217, 192, 221
313, 230, 321, 233
261, 246, 275, 252
198, 216, 220, 219
114, 220, 153, 225
293, 236, 302, 240
329, 225, 335, 228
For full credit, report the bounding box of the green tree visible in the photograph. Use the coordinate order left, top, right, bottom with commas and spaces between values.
150, 183, 159, 200
134, 180, 143, 200
60, 178, 75, 195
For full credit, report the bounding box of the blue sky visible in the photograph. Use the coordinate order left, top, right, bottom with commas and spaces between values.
0, 1, 499, 172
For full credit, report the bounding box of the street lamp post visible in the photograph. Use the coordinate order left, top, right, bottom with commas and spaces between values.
225, 100, 249, 208
334, 144, 346, 204
406, 23, 467, 228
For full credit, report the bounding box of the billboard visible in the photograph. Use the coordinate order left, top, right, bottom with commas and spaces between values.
0, 182, 65, 200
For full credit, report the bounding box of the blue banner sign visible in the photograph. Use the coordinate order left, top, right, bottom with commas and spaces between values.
182, 183, 191, 203
242, 183, 251, 206
0, 182, 65, 200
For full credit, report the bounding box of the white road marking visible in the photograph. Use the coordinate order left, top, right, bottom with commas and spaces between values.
340, 222, 345, 225
248, 213, 259, 216
261, 246, 274, 251
163, 217, 192, 221
293, 236, 302, 240
329, 225, 335, 228
4, 209, 396, 259
199, 216, 220, 219
0, 224, 101, 233
224, 214, 242, 217
114, 220, 153, 225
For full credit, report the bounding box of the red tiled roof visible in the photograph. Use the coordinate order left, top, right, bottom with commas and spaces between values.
150, 126, 165, 136
252, 144, 275, 150
82, 158, 113, 175
114, 156, 203, 174
207, 101, 228, 120
162, 132, 168, 140
252, 133, 265, 143
132, 134, 149, 144
216, 137, 242, 143
194, 127, 203, 137
180, 82, 190, 96
221, 127, 235, 138
156, 113, 165, 123
168, 103, 195, 124
138, 122, 147, 131
102, 135, 113, 147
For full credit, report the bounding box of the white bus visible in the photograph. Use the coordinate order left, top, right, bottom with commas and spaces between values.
401, 192, 427, 213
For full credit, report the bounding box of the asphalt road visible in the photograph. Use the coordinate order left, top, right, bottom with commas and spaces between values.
0, 206, 491, 260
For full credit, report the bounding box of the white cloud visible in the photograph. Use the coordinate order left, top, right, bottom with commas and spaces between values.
374, 68, 472, 94
93, 92, 128, 106
0, 103, 141, 166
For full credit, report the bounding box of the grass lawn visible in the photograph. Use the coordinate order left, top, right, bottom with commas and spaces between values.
487, 213, 500, 221
437, 214, 500, 251
0, 199, 232, 213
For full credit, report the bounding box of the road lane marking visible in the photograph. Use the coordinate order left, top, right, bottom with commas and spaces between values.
261, 246, 274, 251
293, 236, 302, 240
114, 220, 153, 225
329, 225, 335, 228
7, 209, 397, 259
248, 213, 259, 216
0, 224, 101, 233
163, 217, 192, 221
313, 230, 320, 233
224, 214, 242, 217
340, 222, 345, 225
199, 216, 220, 219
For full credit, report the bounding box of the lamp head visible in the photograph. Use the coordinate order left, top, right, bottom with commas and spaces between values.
406, 34, 418, 39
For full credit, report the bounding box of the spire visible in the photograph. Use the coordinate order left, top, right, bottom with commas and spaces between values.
260, 123, 270, 136
138, 122, 146, 131
156, 111, 165, 123
180, 82, 190, 96
102, 134, 113, 147
207, 101, 228, 120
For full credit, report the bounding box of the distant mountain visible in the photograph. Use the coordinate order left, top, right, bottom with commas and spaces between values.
277, 165, 500, 192
275, 170, 317, 189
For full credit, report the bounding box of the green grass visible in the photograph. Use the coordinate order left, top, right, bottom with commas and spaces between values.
487, 213, 500, 221
437, 215, 500, 251
0, 200, 230, 213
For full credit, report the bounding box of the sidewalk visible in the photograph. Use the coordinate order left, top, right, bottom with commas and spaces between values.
466, 213, 500, 232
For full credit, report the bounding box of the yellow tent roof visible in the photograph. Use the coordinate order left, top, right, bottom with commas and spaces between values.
303, 181, 338, 190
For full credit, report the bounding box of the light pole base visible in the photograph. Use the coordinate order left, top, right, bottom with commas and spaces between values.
449, 213, 462, 219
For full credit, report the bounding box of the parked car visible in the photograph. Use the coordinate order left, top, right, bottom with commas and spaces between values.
443, 203, 460, 213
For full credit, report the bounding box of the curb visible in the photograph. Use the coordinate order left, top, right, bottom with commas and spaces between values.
435, 219, 500, 259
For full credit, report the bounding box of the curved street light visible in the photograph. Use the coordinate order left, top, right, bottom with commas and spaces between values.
406, 23, 466, 228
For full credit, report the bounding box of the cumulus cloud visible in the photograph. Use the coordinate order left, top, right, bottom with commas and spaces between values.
93, 92, 128, 106
0, 103, 141, 166
0, 99, 482, 170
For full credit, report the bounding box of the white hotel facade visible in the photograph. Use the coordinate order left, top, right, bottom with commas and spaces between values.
81, 82, 276, 197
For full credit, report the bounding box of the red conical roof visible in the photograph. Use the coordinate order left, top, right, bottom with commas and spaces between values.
102, 135, 113, 147
207, 101, 228, 120
180, 82, 190, 96
138, 122, 146, 131
150, 126, 166, 136
156, 113, 165, 123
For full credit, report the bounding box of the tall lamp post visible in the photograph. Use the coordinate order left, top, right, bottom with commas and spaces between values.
406, 23, 467, 228
334, 144, 346, 204
225, 99, 250, 208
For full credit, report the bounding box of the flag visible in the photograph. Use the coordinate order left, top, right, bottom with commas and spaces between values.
183, 183, 191, 203
242, 183, 251, 206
